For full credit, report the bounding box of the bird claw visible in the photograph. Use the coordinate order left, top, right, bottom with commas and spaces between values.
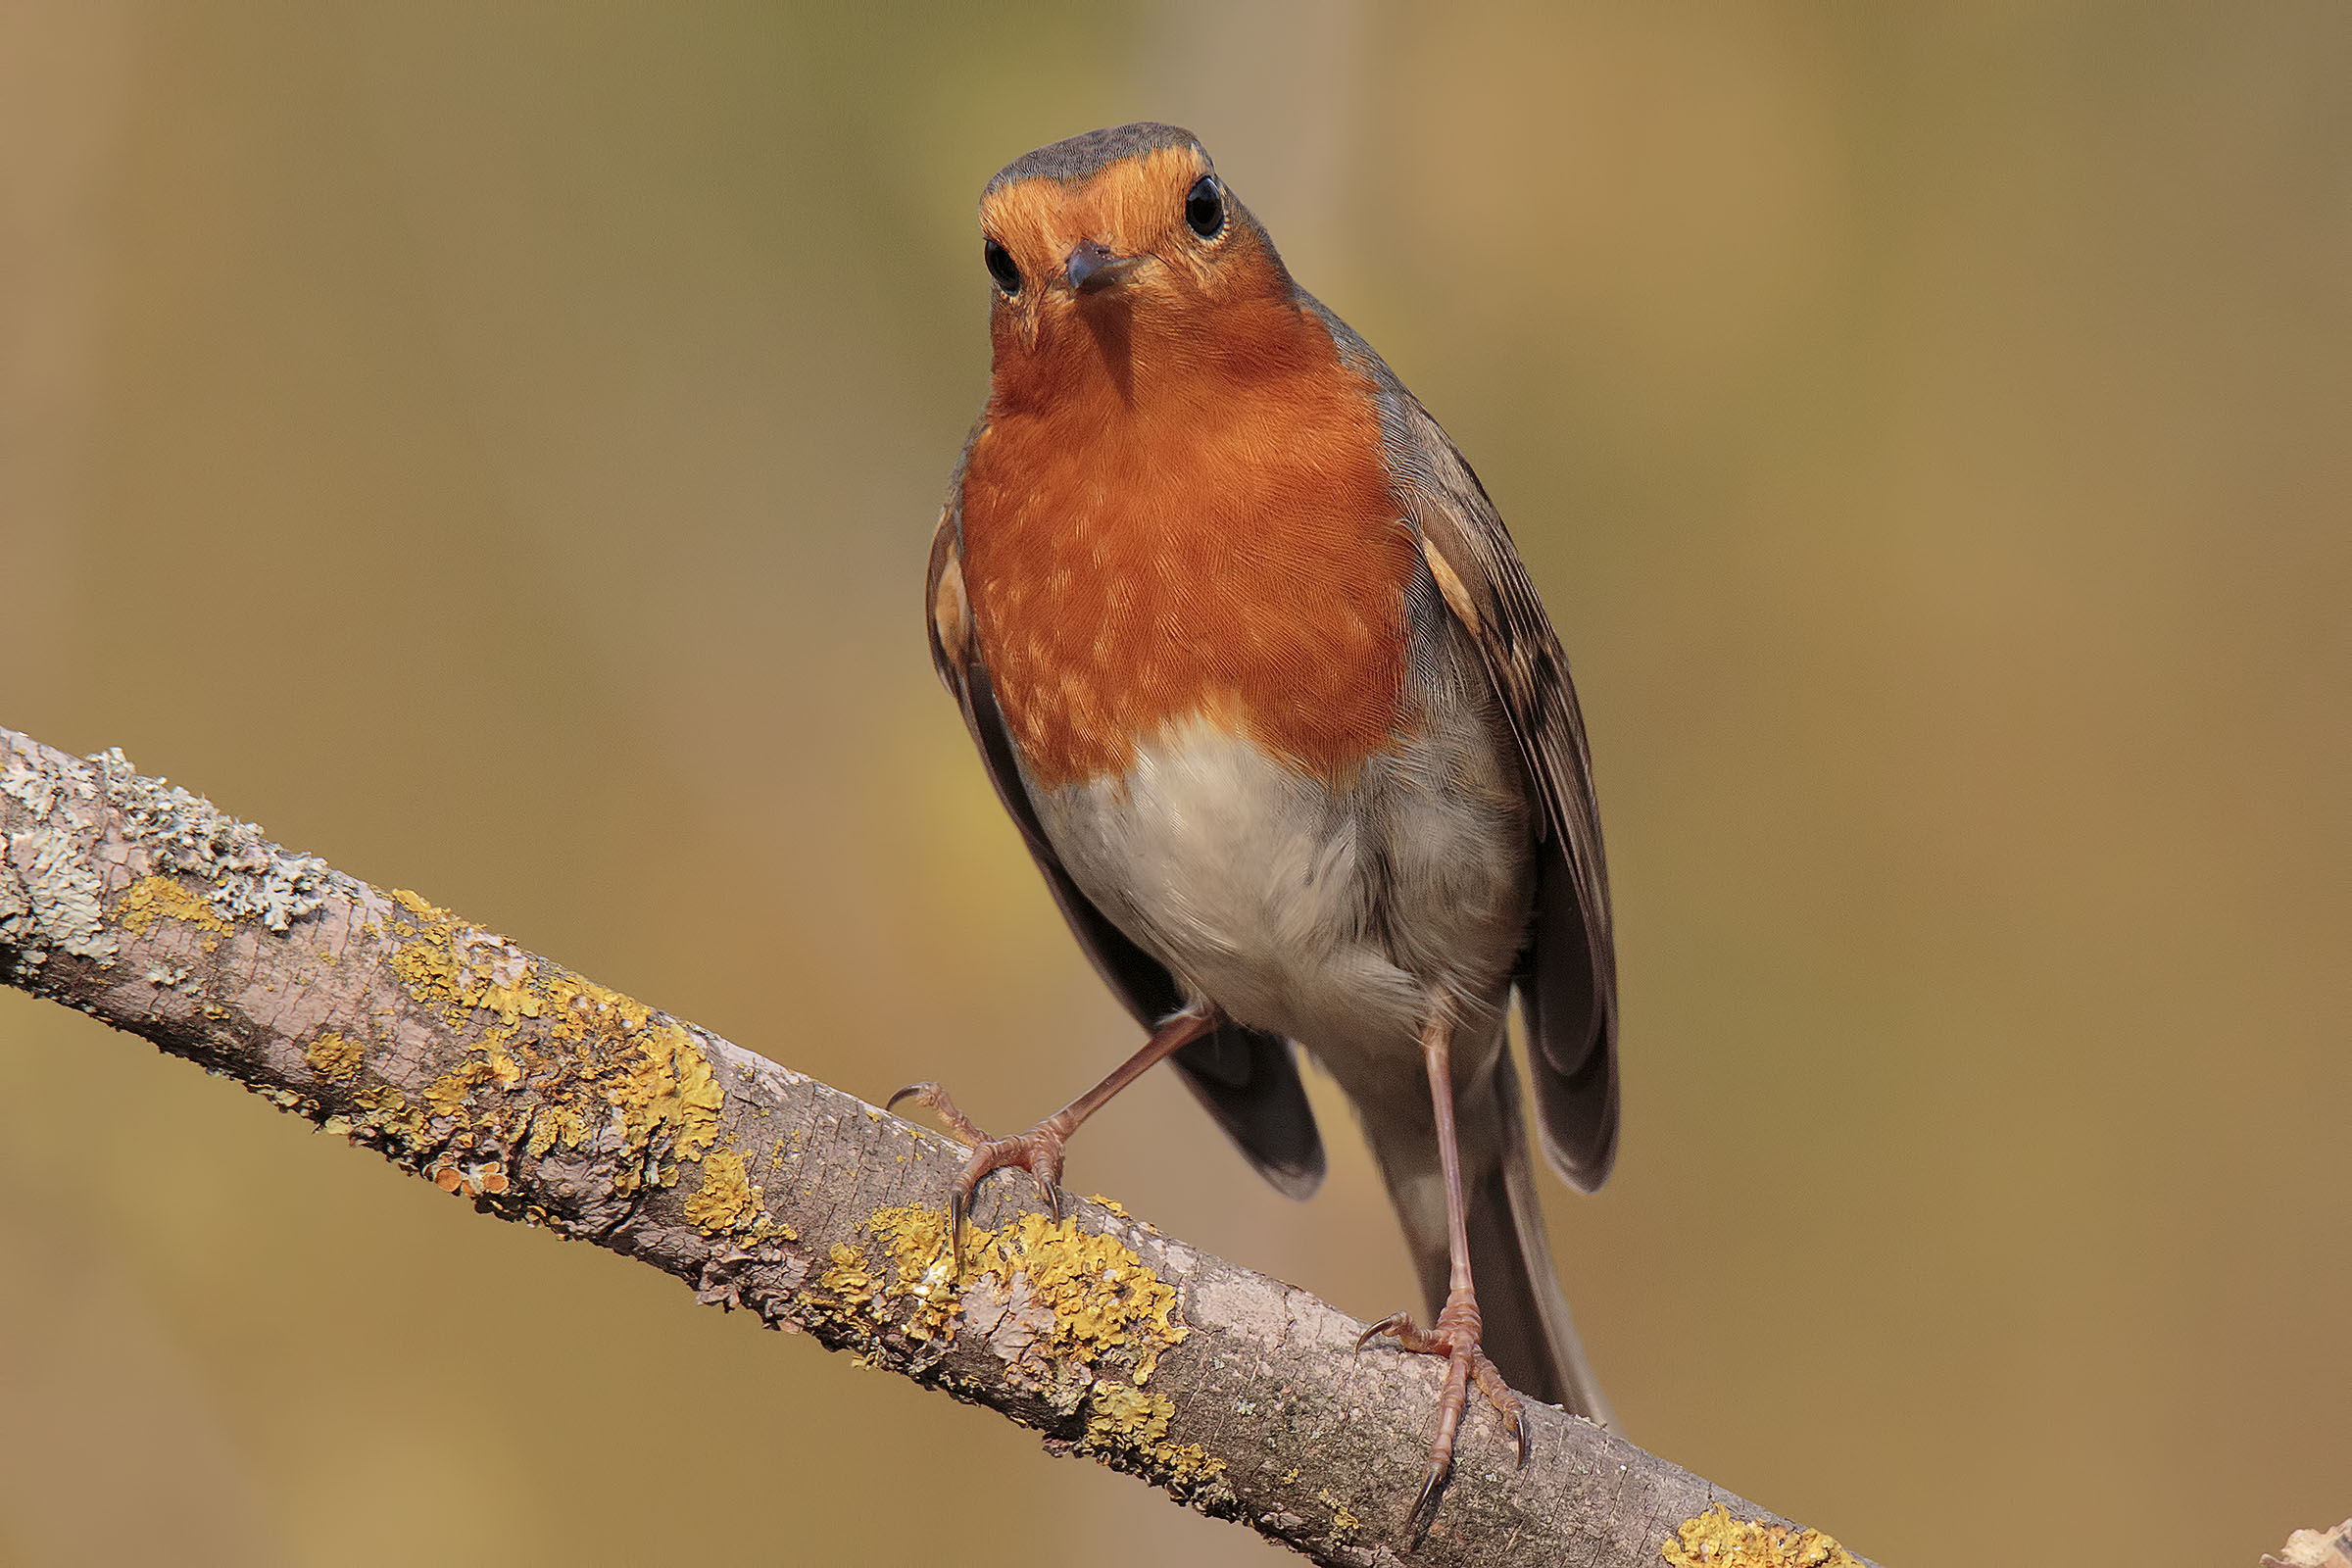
1353, 1310, 1414, 1357
886, 1080, 988, 1146
887, 1082, 1069, 1283
1406, 1453, 1453, 1546
1496, 1396, 1529, 1470
1356, 1295, 1529, 1544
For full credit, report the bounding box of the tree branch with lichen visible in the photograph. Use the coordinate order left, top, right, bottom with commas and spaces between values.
0, 723, 1879, 1568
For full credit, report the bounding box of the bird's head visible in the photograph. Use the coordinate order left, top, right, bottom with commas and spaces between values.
975, 123, 1298, 402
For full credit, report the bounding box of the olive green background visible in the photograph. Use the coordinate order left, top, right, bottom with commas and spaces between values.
2, 5, 2346, 1565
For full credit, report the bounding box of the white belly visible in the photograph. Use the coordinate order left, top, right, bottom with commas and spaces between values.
1029, 702, 1534, 1070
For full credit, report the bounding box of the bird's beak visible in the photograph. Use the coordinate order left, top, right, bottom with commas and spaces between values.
1064, 240, 1142, 294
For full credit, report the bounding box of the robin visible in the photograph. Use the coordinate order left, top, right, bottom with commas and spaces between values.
896, 122, 1619, 1537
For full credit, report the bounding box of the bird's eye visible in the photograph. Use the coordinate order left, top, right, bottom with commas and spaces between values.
1184, 175, 1225, 240
984, 237, 1021, 295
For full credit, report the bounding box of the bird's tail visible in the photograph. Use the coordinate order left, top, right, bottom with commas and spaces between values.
1365, 1041, 1615, 1428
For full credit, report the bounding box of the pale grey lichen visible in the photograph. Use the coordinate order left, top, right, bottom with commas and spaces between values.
2, 739, 343, 976
0, 754, 74, 821
9, 825, 116, 961
87, 747, 337, 934
1, 744, 119, 972
0, 856, 30, 952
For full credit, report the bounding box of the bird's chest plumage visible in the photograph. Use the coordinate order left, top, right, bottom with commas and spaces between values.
957, 353, 1533, 1054
958, 346, 1418, 795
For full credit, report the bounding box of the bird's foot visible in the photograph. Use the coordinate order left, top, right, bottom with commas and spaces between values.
1354, 1290, 1528, 1544
885, 1081, 1069, 1278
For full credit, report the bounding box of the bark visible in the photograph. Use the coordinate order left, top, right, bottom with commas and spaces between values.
0, 723, 1879, 1568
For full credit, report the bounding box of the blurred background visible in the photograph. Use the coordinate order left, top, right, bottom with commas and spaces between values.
2, 3, 2346, 1564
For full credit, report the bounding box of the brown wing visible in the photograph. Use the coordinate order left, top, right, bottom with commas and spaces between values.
926, 477, 1326, 1198
1301, 303, 1620, 1192
1403, 421, 1619, 1192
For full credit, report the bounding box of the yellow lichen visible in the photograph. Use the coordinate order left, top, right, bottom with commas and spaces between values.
976, 1211, 1188, 1380
1077, 1382, 1227, 1490
1318, 1490, 1361, 1536
378, 889, 727, 1185
349, 1082, 430, 1148
387, 902, 470, 1023
864, 1203, 964, 1343
114, 875, 229, 945
1152, 1441, 1223, 1490
820, 1201, 1223, 1495
304, 1030, 363, 1083
683, 1149, 761, 1235
862, 1203, 1217, 1492
1663, 1505, 1861, 1568
821, 1243, 877, 1308
602, 1022, 726, 1184
1087, 1380, 1171, 1446
523, 1101, 593, 1158
424, 1055, 504, 1119
854, 1204, 1190, 1374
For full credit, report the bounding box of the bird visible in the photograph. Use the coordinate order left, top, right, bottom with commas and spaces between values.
896, 122, 1619, 1539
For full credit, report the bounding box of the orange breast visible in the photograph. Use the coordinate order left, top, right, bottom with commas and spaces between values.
959, 302, 1415, 794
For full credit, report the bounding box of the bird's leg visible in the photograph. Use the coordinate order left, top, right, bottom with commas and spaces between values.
1353, 1004, 1528, 1545
889, 1007, 1216, 1276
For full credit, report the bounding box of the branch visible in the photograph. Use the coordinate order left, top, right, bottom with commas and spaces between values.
0, 724, 1877, 1568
